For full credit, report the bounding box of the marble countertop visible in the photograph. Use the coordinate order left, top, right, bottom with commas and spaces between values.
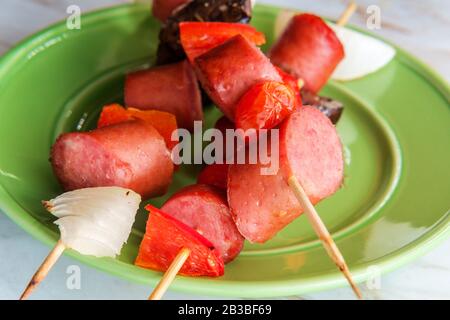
0, 0, 449, 300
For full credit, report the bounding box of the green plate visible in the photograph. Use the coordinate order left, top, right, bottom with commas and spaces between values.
0, 4, 449, 298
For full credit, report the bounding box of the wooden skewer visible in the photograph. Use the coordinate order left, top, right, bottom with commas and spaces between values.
336, 2, 357, 26
148, 247, 191, 300
148, 0, 359, 294
19, 239, 66, 300
288, 176, 362, 299
284, 1, 362, 299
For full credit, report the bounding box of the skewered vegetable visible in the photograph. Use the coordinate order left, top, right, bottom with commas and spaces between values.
97, 104, 179, 150
329, 23, 395, 80
235, 81, 298, 132
179, 21, 265, 62
43, 187, 141, 257
135, 205, 224, 276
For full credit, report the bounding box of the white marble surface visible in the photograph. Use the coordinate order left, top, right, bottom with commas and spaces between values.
0, 0, 449, 300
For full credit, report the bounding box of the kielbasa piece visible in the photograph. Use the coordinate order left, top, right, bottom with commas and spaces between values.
197, 164, 229, 191
228, 160, 302, 243
135, 205, 224, 277
194, 35, 282, 121
125, 60, 202, 131
51, 120, 174, 199
227, 107, 344, 243
280, 106, 344, 203
152, 0, 191, 22
269, 14, 344, 93
161, 184, 243, 263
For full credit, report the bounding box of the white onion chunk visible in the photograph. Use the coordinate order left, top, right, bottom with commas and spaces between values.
44, 187, 141, 258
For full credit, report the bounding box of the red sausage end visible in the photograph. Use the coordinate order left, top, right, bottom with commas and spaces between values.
125, 60, 202, 131
269, 14, 344, 93
161, 184, 244, 263
194, 35, 282, 121
280, 106, 344, 203
51, 120, 174, 199
228, 106, 344, 243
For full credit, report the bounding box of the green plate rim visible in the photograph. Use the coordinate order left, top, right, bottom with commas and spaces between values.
0, 3, 449, 298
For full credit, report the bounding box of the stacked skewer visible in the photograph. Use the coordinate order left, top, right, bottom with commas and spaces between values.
20, 2, 367, 301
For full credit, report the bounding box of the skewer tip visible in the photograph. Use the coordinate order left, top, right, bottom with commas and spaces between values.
148, 247, 191, 300
287, 175, 363, 299
336, 2, 358, 26
41, 200, 52, 211
19, 239, 65, 300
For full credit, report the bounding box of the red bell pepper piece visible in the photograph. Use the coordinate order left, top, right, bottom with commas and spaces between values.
235, 81, 298, 132
97, 104, 178, 151
135, 205, 224, 277
179, 22, 266, 62
97, 104, 131, 127
197, 163, 229, 191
